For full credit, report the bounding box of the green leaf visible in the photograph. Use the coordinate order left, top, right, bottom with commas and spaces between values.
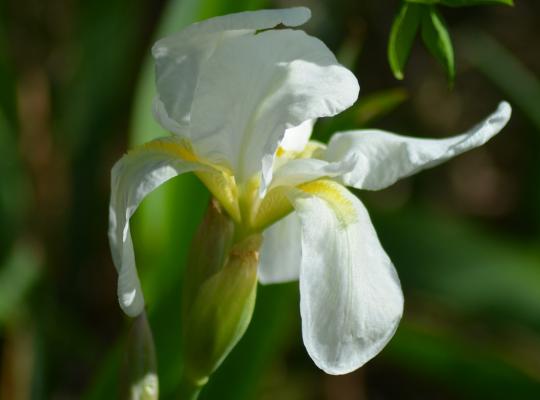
407, 0, 513, 6
406, 0, 441, 4
372, 207, 540, 327
388, 2, 423, 80
386, 320, 540, 398
420, 6, 455, 84
0, 17, 17, 129
0, 109, 30, 255
59, 0, 149, 154
441, 0, 513, 6
367, 205, 540, 397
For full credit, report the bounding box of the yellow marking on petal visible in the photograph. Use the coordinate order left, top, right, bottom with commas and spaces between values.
237, 175, 262, 230
298, 141, 326, 159
252, 186, 294, 230
276, 141, 326, 161
142, 139, 200, 163
298, 180, 357, 226
275, 148, 297, 160
132, 138, 241, 222
197, 170, 240, 222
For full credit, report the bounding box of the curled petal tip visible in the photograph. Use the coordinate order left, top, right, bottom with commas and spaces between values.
282, 7, 311, 27
497, 101, 512, 120
120, 289, 145, 318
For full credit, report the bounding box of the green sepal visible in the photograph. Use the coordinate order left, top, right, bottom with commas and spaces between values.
388, 1, 423, 80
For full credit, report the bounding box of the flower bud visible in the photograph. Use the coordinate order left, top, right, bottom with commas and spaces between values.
181, 210, 262, 391
182, 199, 235, 319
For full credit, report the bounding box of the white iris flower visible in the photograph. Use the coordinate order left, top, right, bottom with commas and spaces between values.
109, 7, 511, 374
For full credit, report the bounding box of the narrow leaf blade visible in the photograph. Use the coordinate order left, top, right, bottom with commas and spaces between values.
388, 2, 422, 80
421, 6, 455, 84
439, 0, 514, 6
406, 0, 513, 6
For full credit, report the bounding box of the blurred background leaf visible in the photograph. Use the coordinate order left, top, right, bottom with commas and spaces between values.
0, 241, 42, 325
461, 30, 540, 131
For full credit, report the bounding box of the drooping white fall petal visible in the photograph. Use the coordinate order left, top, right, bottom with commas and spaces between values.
109, 138, 204, 316
290, 180, 404, 374
153, 7, 359, 189
324, 101, 511, 191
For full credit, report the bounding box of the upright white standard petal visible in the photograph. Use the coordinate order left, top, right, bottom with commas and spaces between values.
190, 28, 359, 183
154, 8, 359, 186
290, 180, 403, 374
109, 137, 202, 316
324, 101, 511, 190
152, 8, 311, 135
258, 212, 302, 284
160, 7, 310, 38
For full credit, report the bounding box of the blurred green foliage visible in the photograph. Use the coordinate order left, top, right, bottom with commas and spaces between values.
1, 0, 540, 399
388, 0, 512, 83
408, 0, 513, 6
0, 242, 41, 324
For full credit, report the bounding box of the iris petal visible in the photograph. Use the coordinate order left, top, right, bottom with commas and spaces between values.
324, 101, 511, 190
258, 212, 302, 284
109, 137, 204, 316
152, 7, 311, 136
290, 180, 403, 374
153, 8, 359, 189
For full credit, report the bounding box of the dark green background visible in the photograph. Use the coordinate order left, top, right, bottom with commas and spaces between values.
1, 0, 539, 398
